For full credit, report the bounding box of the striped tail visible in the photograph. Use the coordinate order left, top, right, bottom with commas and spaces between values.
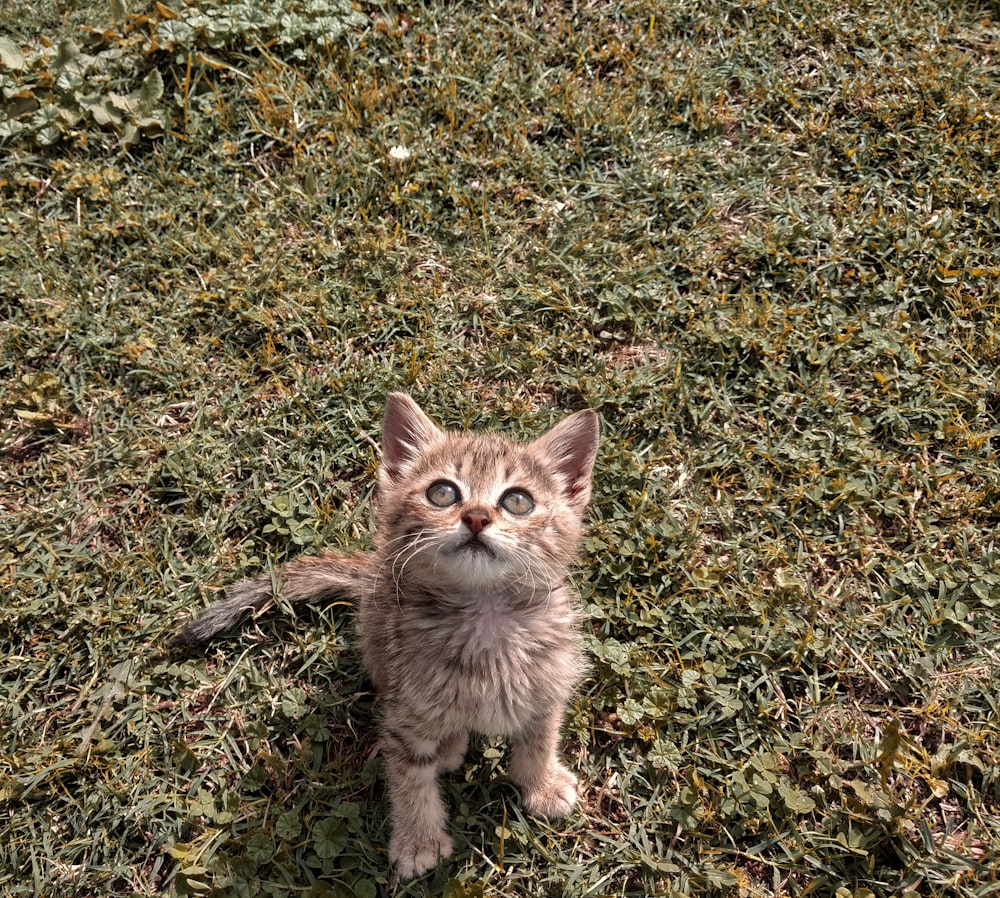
171, 550, 370, 646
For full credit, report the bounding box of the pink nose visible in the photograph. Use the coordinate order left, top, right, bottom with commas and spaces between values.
463, 510, 490, 534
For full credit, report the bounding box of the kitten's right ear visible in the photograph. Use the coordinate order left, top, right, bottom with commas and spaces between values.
381, 392, 443, 482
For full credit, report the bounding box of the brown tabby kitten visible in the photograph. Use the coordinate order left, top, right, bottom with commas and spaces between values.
173, 393, 600, 879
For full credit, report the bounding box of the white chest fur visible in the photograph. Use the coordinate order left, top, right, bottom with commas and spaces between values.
396, 590, 581, 737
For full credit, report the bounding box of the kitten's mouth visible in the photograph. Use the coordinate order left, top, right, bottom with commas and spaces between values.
456, 536, 498, 560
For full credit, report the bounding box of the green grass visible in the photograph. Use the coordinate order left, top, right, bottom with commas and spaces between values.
2, 0, 999, 895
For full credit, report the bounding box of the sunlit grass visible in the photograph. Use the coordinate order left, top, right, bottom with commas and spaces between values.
2, 1, 999, 896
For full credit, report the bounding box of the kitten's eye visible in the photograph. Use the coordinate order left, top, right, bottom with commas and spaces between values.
426, 480, 461, 507
500, 489, 534, 515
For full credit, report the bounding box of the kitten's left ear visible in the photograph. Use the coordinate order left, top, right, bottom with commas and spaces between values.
531, 409, 600, 508
381, 392, 443, 483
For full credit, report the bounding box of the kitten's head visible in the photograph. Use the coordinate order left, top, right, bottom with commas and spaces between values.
375, 393, 600, 594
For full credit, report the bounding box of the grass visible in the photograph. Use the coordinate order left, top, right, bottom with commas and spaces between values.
2, 0, 999, 895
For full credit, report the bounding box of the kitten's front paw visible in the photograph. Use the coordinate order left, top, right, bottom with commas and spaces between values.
520, 763, 578, 819
390, 829, 453, 880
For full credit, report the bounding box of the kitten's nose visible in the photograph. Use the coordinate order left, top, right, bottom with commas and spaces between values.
463, 509, 491, 534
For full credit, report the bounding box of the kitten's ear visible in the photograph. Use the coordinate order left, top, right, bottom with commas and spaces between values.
381, 393, 443, 482
531, 409, 600, 508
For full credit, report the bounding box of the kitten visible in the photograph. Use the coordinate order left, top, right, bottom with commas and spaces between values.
173, 393, 600, 879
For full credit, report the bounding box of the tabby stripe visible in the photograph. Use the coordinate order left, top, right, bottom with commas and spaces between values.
384, 727, 439, 767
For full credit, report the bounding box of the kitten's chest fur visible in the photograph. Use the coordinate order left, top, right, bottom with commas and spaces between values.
361, 584, 583, 736
429, 589, 560, 657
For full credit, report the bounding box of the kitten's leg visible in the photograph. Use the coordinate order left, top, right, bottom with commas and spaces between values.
382, 724, 453, 879
509, 705, 578, 818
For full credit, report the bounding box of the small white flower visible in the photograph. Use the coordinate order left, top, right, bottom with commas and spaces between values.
388, 145, 412, 162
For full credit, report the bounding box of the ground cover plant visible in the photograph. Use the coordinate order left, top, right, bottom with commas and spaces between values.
2, 0, 999, 895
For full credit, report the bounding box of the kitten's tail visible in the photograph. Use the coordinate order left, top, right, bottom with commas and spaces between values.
171, 550, 371, 646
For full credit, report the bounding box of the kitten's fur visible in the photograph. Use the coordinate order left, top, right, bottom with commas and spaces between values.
173, 393, 600, 879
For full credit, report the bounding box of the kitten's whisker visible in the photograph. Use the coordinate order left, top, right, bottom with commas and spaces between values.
509, 547, 537, 594
375, 530, 438, 607
511, 545, 551, 597
387, 532, 442, 606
